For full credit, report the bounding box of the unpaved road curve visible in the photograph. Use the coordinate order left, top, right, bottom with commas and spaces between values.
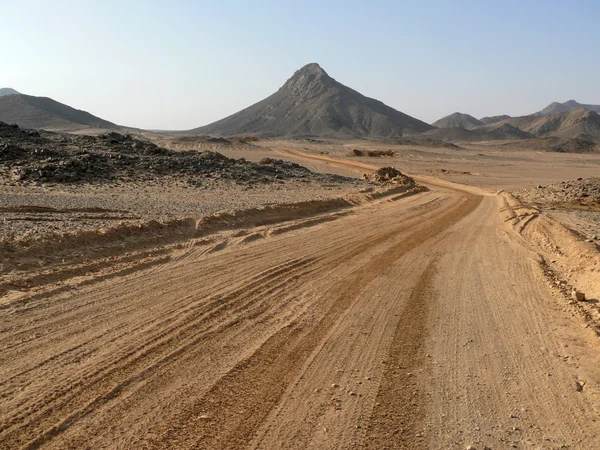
2, 156, 600, 448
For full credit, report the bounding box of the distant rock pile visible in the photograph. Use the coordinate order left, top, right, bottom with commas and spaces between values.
0, 122, 353, 185
347, 149, 396, 157
363, 167, 417, 186
0, 122, 39, 139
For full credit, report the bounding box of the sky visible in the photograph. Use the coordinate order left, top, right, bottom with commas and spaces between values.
2, 0, 600, 130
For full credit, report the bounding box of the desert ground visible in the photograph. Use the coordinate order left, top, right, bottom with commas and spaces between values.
1, 133, 600, 449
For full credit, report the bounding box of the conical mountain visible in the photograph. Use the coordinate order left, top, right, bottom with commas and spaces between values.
190, 63, 433, 138
432, 112, 483, 130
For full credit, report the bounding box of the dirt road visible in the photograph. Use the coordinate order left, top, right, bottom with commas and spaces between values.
2, 155, 600, 449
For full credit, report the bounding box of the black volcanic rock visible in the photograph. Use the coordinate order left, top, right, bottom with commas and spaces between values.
189, 63, 433, 138
0, 122, 357, 185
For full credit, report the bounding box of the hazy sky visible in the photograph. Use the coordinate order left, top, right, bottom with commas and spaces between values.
3, 0, 599, 129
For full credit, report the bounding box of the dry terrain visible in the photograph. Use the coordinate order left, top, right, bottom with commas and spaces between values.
2, 134, 600, 449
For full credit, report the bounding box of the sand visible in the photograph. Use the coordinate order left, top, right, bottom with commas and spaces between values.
1, 137, 600, 449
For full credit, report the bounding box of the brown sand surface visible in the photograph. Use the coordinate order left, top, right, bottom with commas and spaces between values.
2, 138, 600, 449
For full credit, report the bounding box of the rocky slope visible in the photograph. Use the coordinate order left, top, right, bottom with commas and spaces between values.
432, 112, 483, 130
0, 93, 118, 132
189, 63, 433, 138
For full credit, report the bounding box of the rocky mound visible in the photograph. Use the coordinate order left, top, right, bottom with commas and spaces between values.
432, 112, 483, 130
386, 137, 462, 149
156, 135, 259, 151
0, 122, 352, 185
347, 149, 396, 157
363, 166, 417, 186
0, 94, 119, 132
188, 63, 433, 138
515, 178, 600, 210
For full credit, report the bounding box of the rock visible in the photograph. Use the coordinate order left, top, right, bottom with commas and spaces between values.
575, 380, 585, 392
572, 290, 586, 302
0, 122, 358, 187
363, 166, 417, 186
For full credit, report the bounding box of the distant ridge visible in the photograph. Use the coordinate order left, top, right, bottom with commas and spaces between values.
535, 100, 600, 116
432, 112, 483, 130
0, 93, 118, 131
0, 88, 20, 97
480, 115, 511, 125
424, 122, 533, 142
189, 63, 433, 138
499, 108, 600, 142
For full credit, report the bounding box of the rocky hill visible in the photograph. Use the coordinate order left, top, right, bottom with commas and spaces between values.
423, 122, 532, 142
428, 108, 600, 144
0, 88, 20, 97
493, 137, 599, 153
0, 93, 118, 132
189, 63, 433, 138
432, 112, 483, 130
480, 114, 511, 125
498, 109, 600, 142
535, 100, 600, 116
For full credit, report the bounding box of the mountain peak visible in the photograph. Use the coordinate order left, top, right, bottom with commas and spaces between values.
432, 112, 484, 130
282, 63, 334, 96
536, 100, 600, 116
564, 100, 580, 106
0, 88, 21, 97
296, 62, 327, 75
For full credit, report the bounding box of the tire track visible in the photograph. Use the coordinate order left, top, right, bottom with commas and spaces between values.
145, 194, 481, 449
362, 260, 438, 449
